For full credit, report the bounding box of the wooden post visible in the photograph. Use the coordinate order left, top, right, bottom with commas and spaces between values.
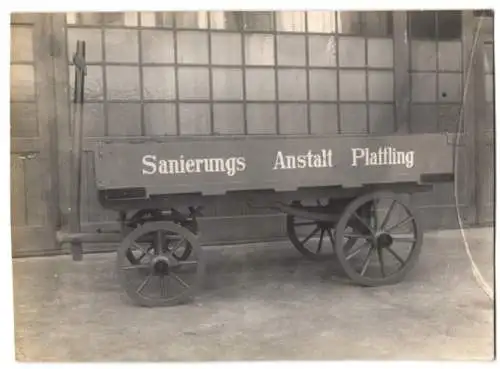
69, 40, 86, 261
393, 11, 410, 133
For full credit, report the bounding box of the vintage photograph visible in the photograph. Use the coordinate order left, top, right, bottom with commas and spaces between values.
9, 8, 495, 361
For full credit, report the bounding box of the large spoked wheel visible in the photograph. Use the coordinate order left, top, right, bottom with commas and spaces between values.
116, 221, 205, 307
334, 191, 423, 287
286, 200, 338, 261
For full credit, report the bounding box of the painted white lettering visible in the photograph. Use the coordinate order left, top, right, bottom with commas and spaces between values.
351, 146, 415, 169
142, 155, 157, 175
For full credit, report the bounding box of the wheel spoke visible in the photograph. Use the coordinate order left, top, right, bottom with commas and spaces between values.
360, 246, 375, 276
121, 264, 151, 271
170, 272, 190, 289
353, 212, 373, 235
345, 240, 369, 261
160, 275, 167, 297
178, 260, 198, 266
170, 239, 186, 254
130, 242, 149, 254
316, 229, 325, 254
379, 200, 397, 231
385, 216, 414, 233
391, 234, 417, 243
377, 247, 386, 277
301, 226, 320, 244
371, 200, 379, 230
343, 232, 370, 240
386, 246, 406, 266
136, 273, 153, 294
154, 231, 163, 255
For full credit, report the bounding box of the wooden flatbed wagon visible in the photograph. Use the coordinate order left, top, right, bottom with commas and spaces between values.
57, 40, 457, 307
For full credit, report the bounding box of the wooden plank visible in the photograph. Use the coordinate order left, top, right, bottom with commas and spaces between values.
52, 14, 72, 229
94, 133, 455, 196
10, 155, 27, 226
24, 154, 47, 226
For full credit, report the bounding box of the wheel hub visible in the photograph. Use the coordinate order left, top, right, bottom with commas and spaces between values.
152, 256, 171, 275
376, 232, 393, 248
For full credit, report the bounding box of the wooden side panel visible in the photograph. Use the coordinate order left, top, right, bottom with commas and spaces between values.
10, 155, 26, 226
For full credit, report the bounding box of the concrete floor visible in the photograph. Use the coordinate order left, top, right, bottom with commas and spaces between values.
13, 227, 494, 362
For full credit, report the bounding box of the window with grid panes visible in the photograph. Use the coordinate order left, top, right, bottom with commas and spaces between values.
65, 11, 396, 137
408, 11, 463, 134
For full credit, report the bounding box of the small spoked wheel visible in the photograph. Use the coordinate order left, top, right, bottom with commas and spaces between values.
286, 199, 339, 261
334, 191, 423, 286
116, 221, 205, 307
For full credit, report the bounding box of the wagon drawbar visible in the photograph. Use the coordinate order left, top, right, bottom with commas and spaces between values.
56, 41, 458, 307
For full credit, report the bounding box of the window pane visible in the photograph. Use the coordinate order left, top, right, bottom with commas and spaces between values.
368, 71, 394, 101
67, 29, 102, 63
411, 41, 437, 71
178, 67, 209, 100
438, 104, 461, 133
310, 104, 338, 134
279, 104, 308, 134
276, 11, 305, 32
278, 70, 306, 101
437, 11, 462, 40
70, 65, 103, 100
107, 103, 141, 136
307, 11, 336, 33
144, 103, 177, 135
309, 70, 337, 101
175, 11, 208, 29
277, 35, 305, 66
339, 104, 367, 133
367, 39, 393, 68
369, 104, 395, 133
339, 70, 366, 101
245, 34, 274, 65
140, 12, 174, 27
438, 41, 462, 71
411, 73, 437, 102
337, 12, 362, 35
245, 69, 275, 100
210, 11, 244, 30
364, 11, 393, 37
213, 104, 245, 134
11, 26, 33, 62
410, 105, 438, 133
141, 30, 174, 63
410, 11, 437, 39
211, 33, 242, 65
66, 12, 102, 25
68, 12, 138, 26
142, 67, 176, 100
438, 73, 462, 102
179, 103, 211, 135
177, 31, 208, 64
106, 66, 140, 100
10, 102, 38, 137
339, 37, 365, 67
308, 35, 336, 66
10, 65, 35, 101
212, 68, 243, 100
244, 12, 274, 31
247, 104, 276, 134
104, 30, 138, 63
